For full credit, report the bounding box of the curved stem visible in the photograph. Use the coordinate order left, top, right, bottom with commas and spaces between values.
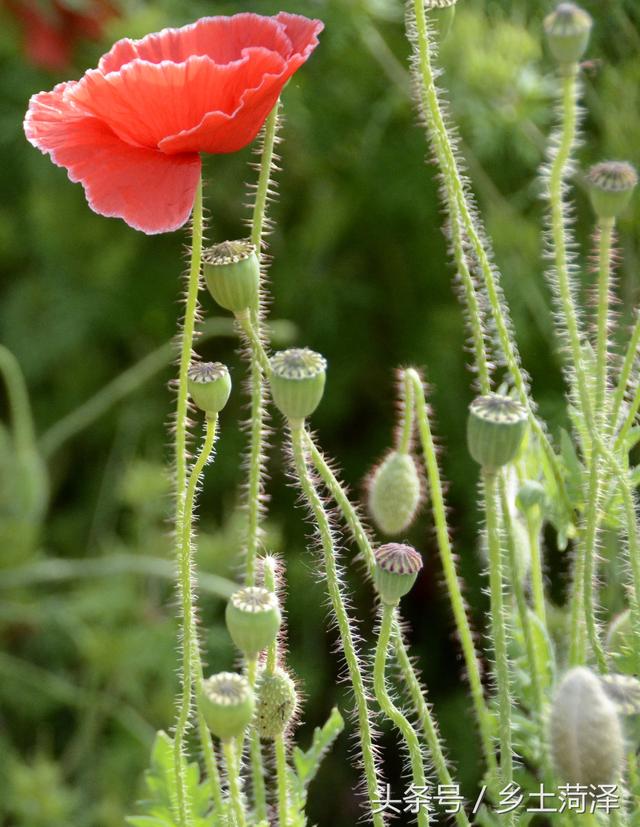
223, 739, 247, 827
172, 179, 204, 827
483, 470, 512, 786
290, 422, 384, 827
407, 370, 497, 777
374, 603, 429, 827
174, 414, 217, 825
275, 734, 289, 827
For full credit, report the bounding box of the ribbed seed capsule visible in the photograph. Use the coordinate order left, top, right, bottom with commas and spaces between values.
269, 348, 327, 422
587, 161, 638, 220
374, 543, 423, 606
467, 394, 528, 471
201, 672, 255, 741
543, 3, 592, 67
550, 667, 624, 787
187, 361, 231, 416
256, 668, 298, 739
203, 239, 260, 314
225, 587, 281, 659
367, 451, 421, 536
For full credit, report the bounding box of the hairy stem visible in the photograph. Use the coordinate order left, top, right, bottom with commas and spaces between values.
397, 369, 416, 454
595, 218, 615, 422
527, 514, 547, 629
275, 734, 289, 827
172, 179, 204, 827
246, 658, 267, 821
374, 603, 428, 827
223, 739, 246, 827
483, 470, 512, 786
290, 422, 384, 827
612, 311, 640, 429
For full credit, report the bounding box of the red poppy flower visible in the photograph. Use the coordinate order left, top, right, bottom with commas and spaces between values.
24, 12, 323, 234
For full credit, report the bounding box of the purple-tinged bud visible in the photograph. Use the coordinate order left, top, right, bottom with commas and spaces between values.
587, 161, 638, 220
374, 543, 423, 605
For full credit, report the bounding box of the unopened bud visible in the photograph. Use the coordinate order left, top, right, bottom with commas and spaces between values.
269, 348, 326, 422
467, 394, 528, 471
225, 587, 281, 659
203, 239, 260, 314
187, 362, 231, 416
367, 451, 421, 536
550, 667, 624, 787
256, 668, 298, 739
544, 3, 592, 66
201, 672, 255, 741
374, 543, 423, 605
587, 161, 638, 220
516, 480, 546, 515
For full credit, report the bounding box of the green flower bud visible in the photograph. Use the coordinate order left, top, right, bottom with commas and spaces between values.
374, 543, 423, 606
543, 3, 592, 67
187, 362, 231, 416
426, 0, 456, 42
367, 451, 421, 536
550, 667, 624, 787
256, 668, 298, 739
201, 672, 255, 741
587, 161, 638, 220
203, 239, 260, 314
516, 480, 546, 515
467, 394, 528, 471
225, 587, 281, 659
269, 348, 327, 422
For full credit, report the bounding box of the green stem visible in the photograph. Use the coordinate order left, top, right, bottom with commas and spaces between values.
275, 734, 289, 827
407, 370, 497, 777
174, 414, 217, 826
375, 603, 429, 827
290, 422, 384, 827
410, 0, 568, 508
0, 344, 37, 455
483, 470, 512, 786
614, 383, 640, 452
527, 514, 547, 629
195, 676, 224, 813
398, 368, 415, 453
595, 218, 615, 423
612, 311, 640, 428
580, 457, 607, 674
263, 558, 279, 673
223, 739, 246, 827
172, 179, 204, 827
237, 313, 272, 376
246, 658, 267, 821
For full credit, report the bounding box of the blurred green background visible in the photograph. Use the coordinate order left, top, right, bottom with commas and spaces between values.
0, 0, 638, 823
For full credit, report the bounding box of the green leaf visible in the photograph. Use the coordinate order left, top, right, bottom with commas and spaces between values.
292, 707, 344, 789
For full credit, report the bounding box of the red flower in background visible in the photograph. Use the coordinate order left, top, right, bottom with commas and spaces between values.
6, 0, 117, 72
24, 13, 323, 234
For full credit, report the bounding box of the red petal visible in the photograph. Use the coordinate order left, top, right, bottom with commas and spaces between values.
25, 83, 200, 234
97, 14, 294, 73
67, 48, 285, 150
274, 13, 324, 59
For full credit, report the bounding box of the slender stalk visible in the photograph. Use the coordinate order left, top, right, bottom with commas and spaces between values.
595, 219, 615, 422
614, 384, 640, 452
398, 368, 415, 453
246, 658, 267, 821
172, 179, 204, 827
526, 514, 547, 629
409, 0, 569, 509
275, 734, 289, 827
374, 603, 428, 827
244, 101, 280, 587
407, 370, 497, 776
289, 422, 384, 827
223, 739, 246, 827
612, 312, 640, 428
174, 414, 217, 825
483, 471, 512, 786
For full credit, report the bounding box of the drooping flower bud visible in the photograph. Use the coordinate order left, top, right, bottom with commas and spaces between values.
269, 348, 327, 422
467, 394, 528, 471
201, 672, 255, 741
374, 543, 423, 605
367, 451, 421, 536
550, 667, 624, 787
543, 3, 592, 67
516, 480, 546, 516
225, 587, 281, 659
203, 239, 260, 314
187, 361, 232, 416
587, 161, 638, 221
426, 0, 456, 42
256, 668, 298, 739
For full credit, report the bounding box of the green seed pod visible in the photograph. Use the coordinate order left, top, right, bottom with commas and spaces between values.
269, 348, 327, 422
256, 668, 298, 739
203, 239, 260, 314
467, 394, 528, 471
587, 161, 638, 220
550, 667, 624, 787
374, 543, 423, 606
543, 3, 592, 67
187, 361, 231, 416
516, 480, 546, 516
201, 672, 255, 741
225, 587, 281, 659
426, 0, 456, 42
367, 451, 421, 536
